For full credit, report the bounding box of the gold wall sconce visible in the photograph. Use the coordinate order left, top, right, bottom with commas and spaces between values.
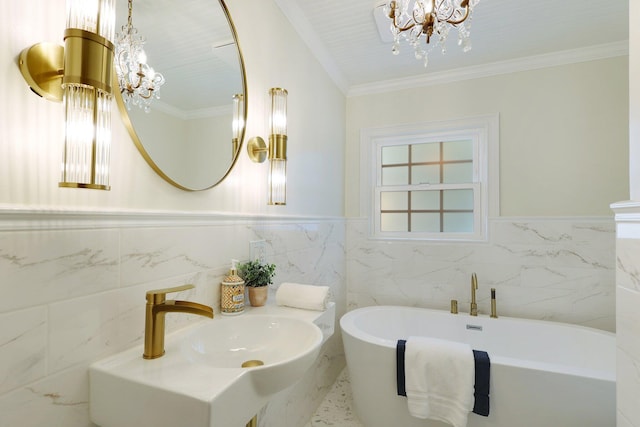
18, 0, 116, 190
247, 88, 288, 205
232, 93, 244, 158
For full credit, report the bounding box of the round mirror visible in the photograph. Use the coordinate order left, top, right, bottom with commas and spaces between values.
115, 0, 247, 191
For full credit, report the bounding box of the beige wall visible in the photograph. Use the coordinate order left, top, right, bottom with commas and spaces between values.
346, 57, 629, 217
615, 2, 639, 426
0, 0, 346, 217
631, 1, 640, 201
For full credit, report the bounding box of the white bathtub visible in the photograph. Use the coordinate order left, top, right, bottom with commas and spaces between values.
340, 306, 615, 427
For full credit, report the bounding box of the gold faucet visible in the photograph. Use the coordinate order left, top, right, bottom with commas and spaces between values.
143, 284, 213, 359
470, 273, 478, 316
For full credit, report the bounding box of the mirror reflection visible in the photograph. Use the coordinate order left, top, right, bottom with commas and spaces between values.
115, 0, 246, 191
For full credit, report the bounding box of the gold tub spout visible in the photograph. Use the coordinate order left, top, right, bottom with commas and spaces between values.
470, 273, 478, 316
143, 284, 214, 359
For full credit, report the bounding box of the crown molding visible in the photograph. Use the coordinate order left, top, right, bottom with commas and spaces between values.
348, 41, 628, 97
272, 0, 627, 99
152, 100, 232, 120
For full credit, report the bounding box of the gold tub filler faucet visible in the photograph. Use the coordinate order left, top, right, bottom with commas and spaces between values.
470, 273, 478, 316
143, 284, 213, 359
452, 274, 497, 317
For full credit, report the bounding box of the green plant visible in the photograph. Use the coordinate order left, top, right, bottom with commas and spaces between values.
237, 260, 276, 287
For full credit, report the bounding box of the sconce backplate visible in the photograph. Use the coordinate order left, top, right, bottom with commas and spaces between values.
18, 42, 64, 102
247, 136, 268, 163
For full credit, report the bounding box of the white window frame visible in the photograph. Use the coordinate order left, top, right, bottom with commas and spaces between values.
360, 114, 500, 242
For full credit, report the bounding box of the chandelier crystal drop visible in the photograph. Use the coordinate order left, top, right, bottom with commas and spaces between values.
114, 0, 165, 112
385, 0, 479, 68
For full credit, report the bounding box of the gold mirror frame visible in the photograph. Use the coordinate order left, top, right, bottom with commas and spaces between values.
115, 0, 247, 191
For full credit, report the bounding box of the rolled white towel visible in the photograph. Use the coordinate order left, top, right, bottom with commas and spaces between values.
276, 282, 330, 311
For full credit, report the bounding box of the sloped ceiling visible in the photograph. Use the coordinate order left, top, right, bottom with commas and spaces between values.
274, 0, 629, 94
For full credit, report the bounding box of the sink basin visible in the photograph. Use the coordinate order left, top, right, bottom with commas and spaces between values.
182, 315, 321, 368
90, 305, 332, 427
181, 315, 323, 393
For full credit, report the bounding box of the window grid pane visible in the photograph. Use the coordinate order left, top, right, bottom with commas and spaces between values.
372, 119, 493, 241
382, 166, 409, 185
382, 145, 408, 165
379, 189, 474, 233
382, 141, 473, 187
377, 137, 478, 236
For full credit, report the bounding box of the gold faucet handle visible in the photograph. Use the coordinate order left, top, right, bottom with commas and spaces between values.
146, 284, 195, 304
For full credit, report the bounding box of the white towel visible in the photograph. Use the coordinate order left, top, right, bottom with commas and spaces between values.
405, 336, 475, 427
275, 282, 330, 311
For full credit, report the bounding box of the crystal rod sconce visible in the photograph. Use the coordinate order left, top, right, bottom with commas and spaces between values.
18, 0, 116, 190
232, 93, 244, 158
247, 88, 288, 205
268, 88, 288, 205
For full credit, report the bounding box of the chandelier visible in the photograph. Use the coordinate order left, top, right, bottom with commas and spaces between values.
385, 0, 479, 68
114, 0, 165, 112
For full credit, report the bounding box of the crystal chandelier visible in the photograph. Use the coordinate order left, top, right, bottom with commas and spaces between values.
385, 0, 479, 68
115, 0, 165, 112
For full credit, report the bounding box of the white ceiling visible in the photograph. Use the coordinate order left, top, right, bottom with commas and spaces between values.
116, 0, 243, 114
119, 0, 629, 112
273, 0, 629, 94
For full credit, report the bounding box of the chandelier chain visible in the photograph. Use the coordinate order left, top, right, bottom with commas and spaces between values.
127, 0, 133, 30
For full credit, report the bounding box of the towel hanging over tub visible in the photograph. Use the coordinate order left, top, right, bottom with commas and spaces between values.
396, 340, 491, 425
472, 349, 491, 417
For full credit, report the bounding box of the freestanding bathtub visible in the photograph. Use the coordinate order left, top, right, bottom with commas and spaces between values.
341, 306, 615, 427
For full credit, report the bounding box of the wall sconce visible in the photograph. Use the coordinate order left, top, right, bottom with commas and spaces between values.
247, 88, 288, 205
232, 93, 244, 158
18, 0, 116, 190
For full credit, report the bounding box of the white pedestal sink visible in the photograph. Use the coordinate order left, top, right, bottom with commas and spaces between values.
90, 303, 335, 427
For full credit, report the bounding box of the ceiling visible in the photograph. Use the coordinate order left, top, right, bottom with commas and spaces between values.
116, 0, 243, 114
273, 0, 629, 95
117, 0, 629, 113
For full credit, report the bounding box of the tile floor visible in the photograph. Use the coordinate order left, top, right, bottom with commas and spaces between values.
303, 368, 364, 427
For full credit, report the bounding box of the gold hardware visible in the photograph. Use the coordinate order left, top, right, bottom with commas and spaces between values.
247, 136, 268, 163
19, 1, 116, 191
247, 88, 288, 205
62, 28, 114, 94
18, 43, 64, 102
240, 355, 261, 427
268, 134, 288, 161
232, 93, 244, 159
450, 299, 458, 314
143, 284, 213, 359
470, 273, 478, 316
241, 359, 264, 368
490, 288, 498, 318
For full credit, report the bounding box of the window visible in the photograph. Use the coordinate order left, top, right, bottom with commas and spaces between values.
361, 115, 499, 241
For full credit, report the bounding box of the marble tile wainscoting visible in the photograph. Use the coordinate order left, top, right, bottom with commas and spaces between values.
613, 202, 640, 427
0, 209, 346, 427
347, 217, 616, 332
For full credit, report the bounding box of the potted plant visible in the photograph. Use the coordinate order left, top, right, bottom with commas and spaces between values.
237, 260, 276, 307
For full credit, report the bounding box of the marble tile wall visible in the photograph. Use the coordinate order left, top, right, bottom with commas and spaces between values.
0, 212, 346, 427
347, 217, 616, 332
613, 207, 640, 427
0, 212, 616, 427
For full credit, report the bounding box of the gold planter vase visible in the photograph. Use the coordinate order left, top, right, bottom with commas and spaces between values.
248, 286, 268, 307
